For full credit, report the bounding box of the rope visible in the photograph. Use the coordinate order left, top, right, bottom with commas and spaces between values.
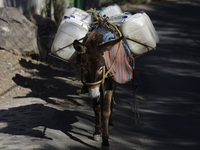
133, 82, 140, 124
81, 18, 123, 86
81, 69, 104, 86
104, 21, 123, 78
55, 37, 85, 52
125, 37, 156, 51
48, 53, 71, 63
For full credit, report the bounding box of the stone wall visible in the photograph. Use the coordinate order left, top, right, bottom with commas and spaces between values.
0, 0, 46, 16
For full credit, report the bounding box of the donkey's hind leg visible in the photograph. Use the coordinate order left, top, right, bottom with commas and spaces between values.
109, 99, 114, 130
109, 88, 116, 130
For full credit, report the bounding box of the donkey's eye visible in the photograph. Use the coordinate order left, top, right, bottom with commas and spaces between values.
98, 67, 104, 74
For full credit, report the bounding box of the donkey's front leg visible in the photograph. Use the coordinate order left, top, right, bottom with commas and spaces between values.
93, 101, 101, 141
102, 90, 112, 146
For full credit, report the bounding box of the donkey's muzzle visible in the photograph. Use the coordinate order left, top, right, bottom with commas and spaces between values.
88, 86, 100, 102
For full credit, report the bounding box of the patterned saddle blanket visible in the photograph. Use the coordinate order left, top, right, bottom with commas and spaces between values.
102, 31, 135, 84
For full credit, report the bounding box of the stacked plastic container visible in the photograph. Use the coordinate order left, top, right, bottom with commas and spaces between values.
61, 6, 91, 30
99, 4, 122, 18
100, 5, 159, 57
51, 6, 91, 62
120, 11, 159, 56
51, 4, 159, 61
108, 11, 132, 26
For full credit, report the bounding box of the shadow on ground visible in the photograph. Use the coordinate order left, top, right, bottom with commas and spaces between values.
8, 54, 98, 148
12, 56, 85, 106
0, 103, 97, 149
134, 1, 200, 150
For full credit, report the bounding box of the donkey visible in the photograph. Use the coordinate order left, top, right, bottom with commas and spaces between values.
73, 30, 123, 146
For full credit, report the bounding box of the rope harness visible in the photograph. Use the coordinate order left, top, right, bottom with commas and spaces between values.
81, 65, 106, 86
80, 19, 123, 86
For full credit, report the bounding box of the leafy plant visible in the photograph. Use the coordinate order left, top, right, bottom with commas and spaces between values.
53, 0, 67, 24
45, 0, 67, 24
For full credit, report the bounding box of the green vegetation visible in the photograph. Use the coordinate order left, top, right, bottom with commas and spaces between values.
45, 0, 67, 25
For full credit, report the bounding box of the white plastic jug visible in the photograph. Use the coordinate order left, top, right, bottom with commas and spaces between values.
141, 11, 159, 43
61, 6, 91, 30
99, 4, 122, 18
51, 21, 88, 62
108, 12, 131, 26
120, 12, 159, 56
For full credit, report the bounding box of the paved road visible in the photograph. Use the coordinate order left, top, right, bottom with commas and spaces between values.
0, 0, 200, 150
135, 0, 200, 150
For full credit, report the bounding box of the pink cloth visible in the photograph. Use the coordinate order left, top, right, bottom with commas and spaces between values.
104, 42, 135, 84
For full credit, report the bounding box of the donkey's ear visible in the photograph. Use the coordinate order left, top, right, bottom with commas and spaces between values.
73, 40, 87, 54
98, 36, 123, 53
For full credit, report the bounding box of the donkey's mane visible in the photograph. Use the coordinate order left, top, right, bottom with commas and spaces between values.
85, 31, 104, 48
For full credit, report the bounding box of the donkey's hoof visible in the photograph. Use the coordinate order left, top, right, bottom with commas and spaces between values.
101, 144, 110, 150
102, 140, 110, 146
93, 134, 101, 141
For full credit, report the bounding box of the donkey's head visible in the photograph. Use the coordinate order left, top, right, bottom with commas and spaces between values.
73, 31, 122, 102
